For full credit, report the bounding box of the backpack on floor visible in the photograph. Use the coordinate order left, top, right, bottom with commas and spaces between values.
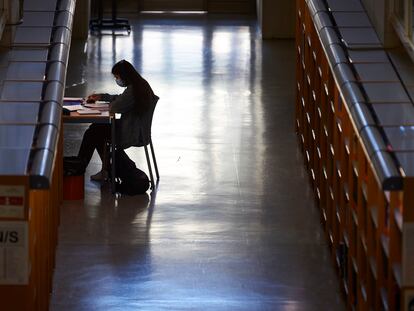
63, 156, 86, 176
114, 150, 150, 195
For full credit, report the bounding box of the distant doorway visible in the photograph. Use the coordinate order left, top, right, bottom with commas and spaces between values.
139, 0, 206, 11
138, 0, 256, 13
99, 0, 256, 15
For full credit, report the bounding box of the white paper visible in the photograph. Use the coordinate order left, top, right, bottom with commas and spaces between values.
63, 104, 84, 111
83, 103, 109, 110
77, 109, 101, 115
64, 97, 84, 102
0, 221, 28, 284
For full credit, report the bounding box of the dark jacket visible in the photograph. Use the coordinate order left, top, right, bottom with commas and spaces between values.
100, 86, 159, 149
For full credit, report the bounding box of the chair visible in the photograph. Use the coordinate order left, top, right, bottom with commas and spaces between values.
135, 96, 160, 189
89, 0, 131, 33
105, 97, 160, 190
143, 138, 160, 189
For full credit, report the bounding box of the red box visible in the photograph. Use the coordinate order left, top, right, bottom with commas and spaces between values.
63, 175, 84, 200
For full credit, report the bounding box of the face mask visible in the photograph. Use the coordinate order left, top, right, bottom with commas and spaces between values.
115, 78, 127, 87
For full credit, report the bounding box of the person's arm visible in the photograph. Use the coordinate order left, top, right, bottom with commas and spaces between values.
109, 87, 135, 113
86, 93, 118, 102
100, 93, 118, 102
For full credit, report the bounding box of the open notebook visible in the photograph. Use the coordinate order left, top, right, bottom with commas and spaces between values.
63, 97, 108, 114
83, 102, 109, 110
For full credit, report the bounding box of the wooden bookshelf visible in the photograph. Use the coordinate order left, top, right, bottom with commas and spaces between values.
0, 128, 63, 310
296, 0, 414, 310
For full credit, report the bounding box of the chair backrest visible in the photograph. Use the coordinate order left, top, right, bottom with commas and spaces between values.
135, 95, 159, 147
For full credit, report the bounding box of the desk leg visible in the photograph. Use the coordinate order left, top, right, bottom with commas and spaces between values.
111, 117, 116, 194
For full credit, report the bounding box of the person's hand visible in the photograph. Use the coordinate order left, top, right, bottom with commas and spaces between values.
86, 93, 100, 103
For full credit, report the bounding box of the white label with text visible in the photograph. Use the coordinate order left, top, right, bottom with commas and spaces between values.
0, 221, 28, 284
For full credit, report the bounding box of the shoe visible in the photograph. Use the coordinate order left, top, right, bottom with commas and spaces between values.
90, 170, 108, 182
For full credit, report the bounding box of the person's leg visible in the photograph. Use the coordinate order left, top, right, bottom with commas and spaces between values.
77, 123, 111, 169
95, 129, 111, 167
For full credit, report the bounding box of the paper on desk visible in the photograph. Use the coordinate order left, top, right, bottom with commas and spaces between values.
83, 103, 109, 110
63, 104, 84, 111
77, 109, 101, 115
64, 97, 84, 102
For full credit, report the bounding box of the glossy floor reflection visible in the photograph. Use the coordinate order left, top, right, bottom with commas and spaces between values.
51, 14, 345, 310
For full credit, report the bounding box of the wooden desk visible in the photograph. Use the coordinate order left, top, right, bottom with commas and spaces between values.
63, 111, 110, 123
63, 110, 117, 193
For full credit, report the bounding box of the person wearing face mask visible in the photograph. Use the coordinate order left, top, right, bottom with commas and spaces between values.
77, 59, 159, 181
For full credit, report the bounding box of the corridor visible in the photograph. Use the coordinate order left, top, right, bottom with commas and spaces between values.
51, 14, 345, 310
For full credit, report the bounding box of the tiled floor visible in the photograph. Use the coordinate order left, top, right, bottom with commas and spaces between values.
51, 14, 345, 310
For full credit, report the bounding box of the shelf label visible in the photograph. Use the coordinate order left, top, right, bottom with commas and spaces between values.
0, 185, 25, 219
403, 223, 414, 286
0, 221, 28, 284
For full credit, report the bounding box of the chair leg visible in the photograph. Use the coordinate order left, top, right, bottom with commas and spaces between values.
149, 140, 160, 180
144, 145, 155, 189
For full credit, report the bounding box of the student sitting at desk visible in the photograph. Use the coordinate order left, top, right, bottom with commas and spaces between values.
78, 59, 159, 181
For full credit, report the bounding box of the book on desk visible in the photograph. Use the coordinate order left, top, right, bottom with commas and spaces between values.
63, 97, 110, 115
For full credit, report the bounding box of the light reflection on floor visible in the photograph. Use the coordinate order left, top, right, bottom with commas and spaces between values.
51, 14, 345, 311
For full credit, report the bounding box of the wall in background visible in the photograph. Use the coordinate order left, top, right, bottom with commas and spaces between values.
361, 0, 398, 48
256, 0, 295, 39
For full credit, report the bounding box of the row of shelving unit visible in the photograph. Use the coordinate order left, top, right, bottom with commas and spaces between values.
0, 141, 63, 310
0, 0, 74, 309
295, 0, 414, 310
